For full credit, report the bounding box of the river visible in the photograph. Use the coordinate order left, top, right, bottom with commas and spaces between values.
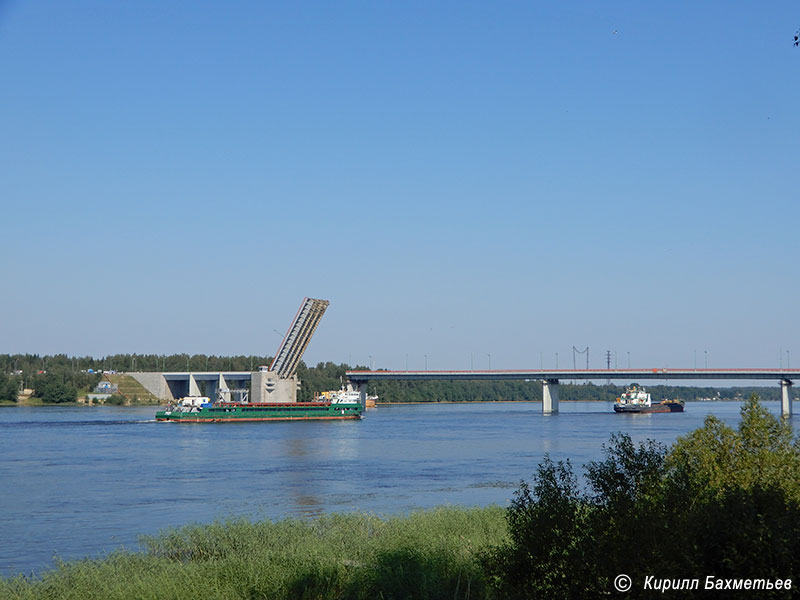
0, 400, 791, 576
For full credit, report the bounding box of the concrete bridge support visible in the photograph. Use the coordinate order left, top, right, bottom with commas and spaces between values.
542, 379, 559, 414
358, 382, 368, 408
188, 374, 202, 397
781, 379, 793, 417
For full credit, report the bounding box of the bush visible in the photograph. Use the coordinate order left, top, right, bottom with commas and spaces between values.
104, 395, 126, 406
483, 395, 800, 599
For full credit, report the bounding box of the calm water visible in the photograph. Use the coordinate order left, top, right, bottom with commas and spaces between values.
0, 400, 793, 576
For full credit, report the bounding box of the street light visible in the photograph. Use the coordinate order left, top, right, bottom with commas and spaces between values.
487, 353, 491, 371
555, 352, 558, 369
704, 350, 708, 369
424, 354, 428, 371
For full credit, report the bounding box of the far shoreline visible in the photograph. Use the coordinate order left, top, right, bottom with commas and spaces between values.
1, 398, 777, 408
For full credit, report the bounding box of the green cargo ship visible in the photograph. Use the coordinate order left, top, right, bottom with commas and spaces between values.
156, 396, 362, 423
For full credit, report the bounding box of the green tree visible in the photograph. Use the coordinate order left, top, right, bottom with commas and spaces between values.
0, 374, 18, 402
668, 394, 800, 502
35, 376, 77, 403
483, 458, 599, 599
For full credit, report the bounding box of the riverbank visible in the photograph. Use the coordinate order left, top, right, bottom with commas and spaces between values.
0, 506, 506, 600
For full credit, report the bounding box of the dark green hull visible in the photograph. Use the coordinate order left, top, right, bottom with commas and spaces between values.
156, 402, 362, 422
614, 401, 684, 414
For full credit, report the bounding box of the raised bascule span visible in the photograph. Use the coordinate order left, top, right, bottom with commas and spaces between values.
123, 297, 330, 404
269, 297, 330, 380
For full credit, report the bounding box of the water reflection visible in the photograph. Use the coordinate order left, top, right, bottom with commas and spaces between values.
283, 435, 324, 516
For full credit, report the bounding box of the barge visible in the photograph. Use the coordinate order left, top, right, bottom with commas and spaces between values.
156, 395, 362, 422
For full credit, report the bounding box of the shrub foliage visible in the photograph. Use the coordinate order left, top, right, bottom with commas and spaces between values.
483, 395, 800, 599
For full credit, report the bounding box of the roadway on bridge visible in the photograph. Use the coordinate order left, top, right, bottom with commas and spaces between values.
345, 368, 800, 382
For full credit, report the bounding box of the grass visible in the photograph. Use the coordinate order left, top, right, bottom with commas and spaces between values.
4, 398, 84, 406
13, 397, 48, 406
0, 506, 507, 600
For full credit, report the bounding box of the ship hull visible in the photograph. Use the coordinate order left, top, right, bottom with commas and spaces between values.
614, 402, 684, 414
156, 402, 362, 422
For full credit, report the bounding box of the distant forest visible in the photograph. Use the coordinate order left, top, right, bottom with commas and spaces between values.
0, 353, 788, 404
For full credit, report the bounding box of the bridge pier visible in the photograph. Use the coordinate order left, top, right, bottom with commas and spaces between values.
781, 379, 793, 418
188, 374, 202, 397
358, 382, 368, 409
542, 379, 559, 414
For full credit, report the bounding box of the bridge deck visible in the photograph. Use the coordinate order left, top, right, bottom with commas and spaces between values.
346, 369, 800, 382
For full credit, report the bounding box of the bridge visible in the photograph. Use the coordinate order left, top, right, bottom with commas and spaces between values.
345, 368, 800, 417
118, 297, 331, 404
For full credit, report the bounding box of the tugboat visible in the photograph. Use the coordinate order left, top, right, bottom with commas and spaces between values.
319, 386, 378, 408
156, 394, 362, 422
614, 385, 684, 413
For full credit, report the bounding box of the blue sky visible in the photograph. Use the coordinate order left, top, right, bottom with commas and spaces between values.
1, 1, 799, 371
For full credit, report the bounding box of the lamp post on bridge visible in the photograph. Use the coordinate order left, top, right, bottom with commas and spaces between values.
487, 353, 491, 371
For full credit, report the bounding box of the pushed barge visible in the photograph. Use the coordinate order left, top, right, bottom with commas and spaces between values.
614, 385, 684, 414
156, 395, 362, 422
